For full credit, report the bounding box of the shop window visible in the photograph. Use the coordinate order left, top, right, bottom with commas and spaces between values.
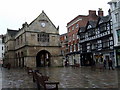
117, 29, 120, 42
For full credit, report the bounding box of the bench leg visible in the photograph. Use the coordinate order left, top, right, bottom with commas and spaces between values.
33, 76, 35, 82
36, 82, 41, 90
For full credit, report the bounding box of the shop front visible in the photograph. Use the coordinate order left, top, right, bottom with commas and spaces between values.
115, 48, 120, 67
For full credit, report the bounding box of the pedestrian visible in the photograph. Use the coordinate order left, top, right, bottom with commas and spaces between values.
74, 59, 77, 65
65, 60, 69, 67
7, 63, 11, 70
103, 60, 106, 69
108, 59, 114, 70
91, 60, 96, 71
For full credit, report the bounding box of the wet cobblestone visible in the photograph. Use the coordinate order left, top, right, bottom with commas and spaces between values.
1, 67, 119, 89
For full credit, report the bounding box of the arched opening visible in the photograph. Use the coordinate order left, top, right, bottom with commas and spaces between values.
15, 53, 18, 67
36, 50, 51, 67
18, 52, 21, 67
21, 52, 24, 67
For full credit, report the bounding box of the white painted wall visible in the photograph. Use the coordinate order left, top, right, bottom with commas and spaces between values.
108, 0, 120, 67
0, 37, 4, 62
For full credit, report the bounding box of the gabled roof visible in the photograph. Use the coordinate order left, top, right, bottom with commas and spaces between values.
78, 27, 86, 35
28, 10, 57, 29
86, 20, 97, 30
98, 15, 111, 24
108, 0, 117, 4
7, 28, 18, 37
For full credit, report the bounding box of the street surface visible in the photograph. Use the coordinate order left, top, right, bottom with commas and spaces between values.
1, 66, 119, 89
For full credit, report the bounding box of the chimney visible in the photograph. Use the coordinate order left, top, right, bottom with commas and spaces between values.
89, 10, 96, 17
98, 8, 104, 16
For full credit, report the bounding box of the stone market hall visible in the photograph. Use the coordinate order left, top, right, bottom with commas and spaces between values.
3, 11, 63, 68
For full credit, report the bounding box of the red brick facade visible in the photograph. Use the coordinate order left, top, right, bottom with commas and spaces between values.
67, 10, 103, 54
60, 9, 104, 65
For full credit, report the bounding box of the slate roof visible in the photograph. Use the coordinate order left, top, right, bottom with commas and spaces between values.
78, 27, 86, 35
7, 29, 18, 37
99, 15, 111, 23
87, 20, 97, 28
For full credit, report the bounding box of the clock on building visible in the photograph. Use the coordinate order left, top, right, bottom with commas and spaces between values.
41, 22, 46, 27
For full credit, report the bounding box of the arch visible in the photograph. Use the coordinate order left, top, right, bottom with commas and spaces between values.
15, 53, 18, 67
18, 52, 21, 67
36, 50, 51, 67
21, 52, 24, 67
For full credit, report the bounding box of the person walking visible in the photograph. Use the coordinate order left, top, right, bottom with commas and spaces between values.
91, 60, 96, 71
7, 63, 11, 70
108, 59, 114, 70
103, 60, 106, 69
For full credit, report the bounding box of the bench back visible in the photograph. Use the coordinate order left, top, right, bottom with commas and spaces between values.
36, 72, 49, 88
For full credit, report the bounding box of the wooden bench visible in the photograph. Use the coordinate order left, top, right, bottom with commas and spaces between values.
35, 72, 59, 90
71, 64, 80, 68
33, 70, 49, 83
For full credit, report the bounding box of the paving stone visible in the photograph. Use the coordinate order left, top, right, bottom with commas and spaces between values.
0, 67, 119, 89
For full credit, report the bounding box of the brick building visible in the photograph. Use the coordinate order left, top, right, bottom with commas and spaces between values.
4, 11, 62, 68
61, 9, 104, 66
60, 33, 68, 65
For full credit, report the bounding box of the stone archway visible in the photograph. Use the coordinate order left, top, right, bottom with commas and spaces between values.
36, 50, 51, 67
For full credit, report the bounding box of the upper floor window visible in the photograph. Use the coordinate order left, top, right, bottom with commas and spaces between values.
99, 24, 106, 32
114, 2, 117, 8
2, 46, 3, 50
115, 13, 119, 22
37, 33, 49, 42
17, 37, 19, 45
85, 33, 88, 38
70, 45, 72, 52
76, 24, 79, 28
68, 28, 70, 32
72, 34, 75, 40
72, 26, 74, 30
80, 33, 85, 40
0, 40, 2, 44
21, 35, 23, 44
106, 23, 110, 30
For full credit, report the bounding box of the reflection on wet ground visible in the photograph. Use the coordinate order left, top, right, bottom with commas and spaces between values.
1, 66, 119, 89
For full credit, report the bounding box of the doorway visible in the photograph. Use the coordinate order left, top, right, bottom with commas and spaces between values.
36, 50, 51, 67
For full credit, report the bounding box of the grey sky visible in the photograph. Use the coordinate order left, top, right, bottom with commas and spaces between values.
0, 0, 110, 35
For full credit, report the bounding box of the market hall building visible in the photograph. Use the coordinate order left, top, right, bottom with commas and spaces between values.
4, 11, 63, 68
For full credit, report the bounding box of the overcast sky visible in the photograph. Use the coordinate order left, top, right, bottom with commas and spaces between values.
0, 0, 111, 35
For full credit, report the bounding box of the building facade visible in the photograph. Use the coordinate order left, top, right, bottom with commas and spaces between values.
60, 33, 68, 65
65, 10, 103, 66
0, 35, 4, 65
4, 11, 63, 68
108, 0, 120, 67
78, 15, 114, 66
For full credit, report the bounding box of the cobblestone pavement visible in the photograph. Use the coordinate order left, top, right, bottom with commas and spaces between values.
1, 66, 119, 89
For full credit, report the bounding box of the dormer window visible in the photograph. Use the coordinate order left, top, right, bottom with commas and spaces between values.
87, 25, 92, 29
99, 20, 103, 25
